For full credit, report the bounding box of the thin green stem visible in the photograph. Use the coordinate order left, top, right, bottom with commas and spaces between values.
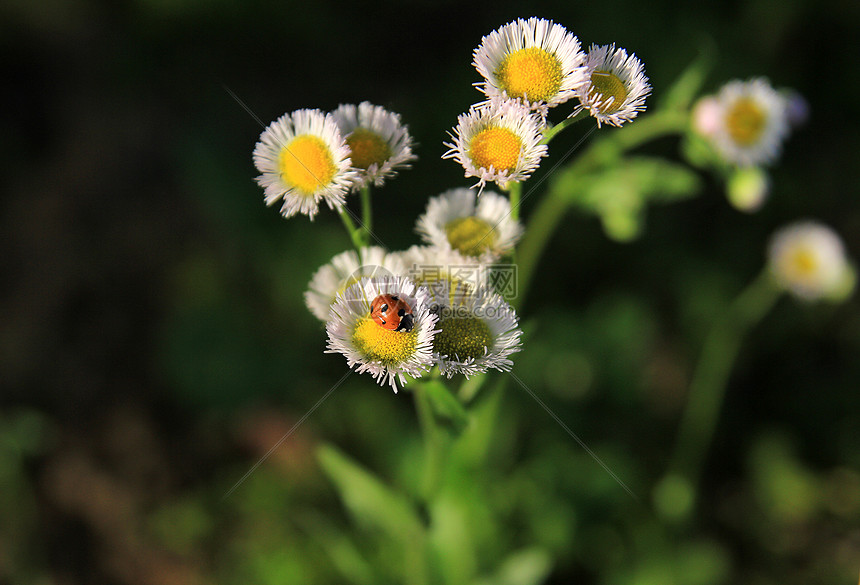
657, 271, 782, 521
360, 185, 373, 246
540, 110, 589, 144
338, 207, 364, 253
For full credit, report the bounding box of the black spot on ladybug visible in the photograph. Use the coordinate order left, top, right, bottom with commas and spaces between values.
370, 294, 414, 331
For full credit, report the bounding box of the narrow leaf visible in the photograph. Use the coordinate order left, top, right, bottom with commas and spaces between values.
317, 444, 424, 540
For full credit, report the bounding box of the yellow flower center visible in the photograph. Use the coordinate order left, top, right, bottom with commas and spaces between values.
784, 246, 819, 283
496, 47, 563, 102
469, 127, 521, 172
346, 128, 392, 170
444, 216, 497, 256
588, 70, 628, 114
279, 135, 337, 195
434, 316, 492, 361
725, 98, 766, 146
352, 317, 417, 364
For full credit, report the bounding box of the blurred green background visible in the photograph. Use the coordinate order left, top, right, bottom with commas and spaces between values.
2, 0, 859, 583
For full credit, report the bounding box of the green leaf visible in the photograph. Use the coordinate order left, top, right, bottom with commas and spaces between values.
317, 444, 424, 540
680, 132, 727, 172
318, 444, 429, 585
302, 512, 378, 585
659, 48, 714, 112
473, 548, 552, 585
572, 157, 701, 209
566, 157, 701, 241
421, 379, 470, 434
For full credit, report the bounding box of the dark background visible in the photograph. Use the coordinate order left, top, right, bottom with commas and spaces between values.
2, 1, 859, 583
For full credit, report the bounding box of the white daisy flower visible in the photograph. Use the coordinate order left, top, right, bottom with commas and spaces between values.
443, 97, 548, 192
326, 276, 438, 392
331, 102, 417, 190
428, 282, 522, 378
768, 221, 854, 301
415, 187, 523, 260
472, 17, 588, 114
575, 44, 651, 128
401, 244, 490, 302
305, 246, 408, 321
708, 78, 790, 166
253, 109, 358, 220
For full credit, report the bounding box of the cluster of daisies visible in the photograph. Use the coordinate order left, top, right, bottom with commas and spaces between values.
249, 17, 657, 392
250, 16, 854, 391
251, 94, 529, 391
312, 187, 524, 391
445, 17, 651, 192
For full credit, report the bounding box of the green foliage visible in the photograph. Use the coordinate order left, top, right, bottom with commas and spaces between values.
572, 156, 702, 241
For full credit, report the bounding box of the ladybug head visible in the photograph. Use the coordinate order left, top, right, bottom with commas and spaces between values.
395, 311, 414, 332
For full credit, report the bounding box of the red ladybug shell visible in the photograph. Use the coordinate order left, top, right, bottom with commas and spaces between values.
370, 294, 414, 332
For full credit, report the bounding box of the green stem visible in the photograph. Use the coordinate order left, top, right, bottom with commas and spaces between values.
515, 110, 688, 310
413, 381, 445, 502
360, 185, 373, 246
658, 271, 782, 521
507, 181, 522, 221
338, 207, 364, 253
540, 110, 589, 144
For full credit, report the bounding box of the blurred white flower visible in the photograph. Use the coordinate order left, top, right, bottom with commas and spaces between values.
415, 188, 523, 260
768, 221, 854, 301
707, 78, 790, 166
401, 244, 491, 301
305, 247, 407, 321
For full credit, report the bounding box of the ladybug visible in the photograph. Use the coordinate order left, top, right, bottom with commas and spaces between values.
370, 294, 414, 332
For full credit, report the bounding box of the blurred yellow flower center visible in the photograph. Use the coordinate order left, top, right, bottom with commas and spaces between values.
496, 48, 563, 102
726, 98, 766, 146
588, 70, 628, 114
434, 316, 492, 361
279, 135, 336, 195
352, 317, 417, 364
785, 247, 819, 282
445, 216, 497, 256
469, 127, 521, 172
346, 128, 392, 170
411, 271, 475, 303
